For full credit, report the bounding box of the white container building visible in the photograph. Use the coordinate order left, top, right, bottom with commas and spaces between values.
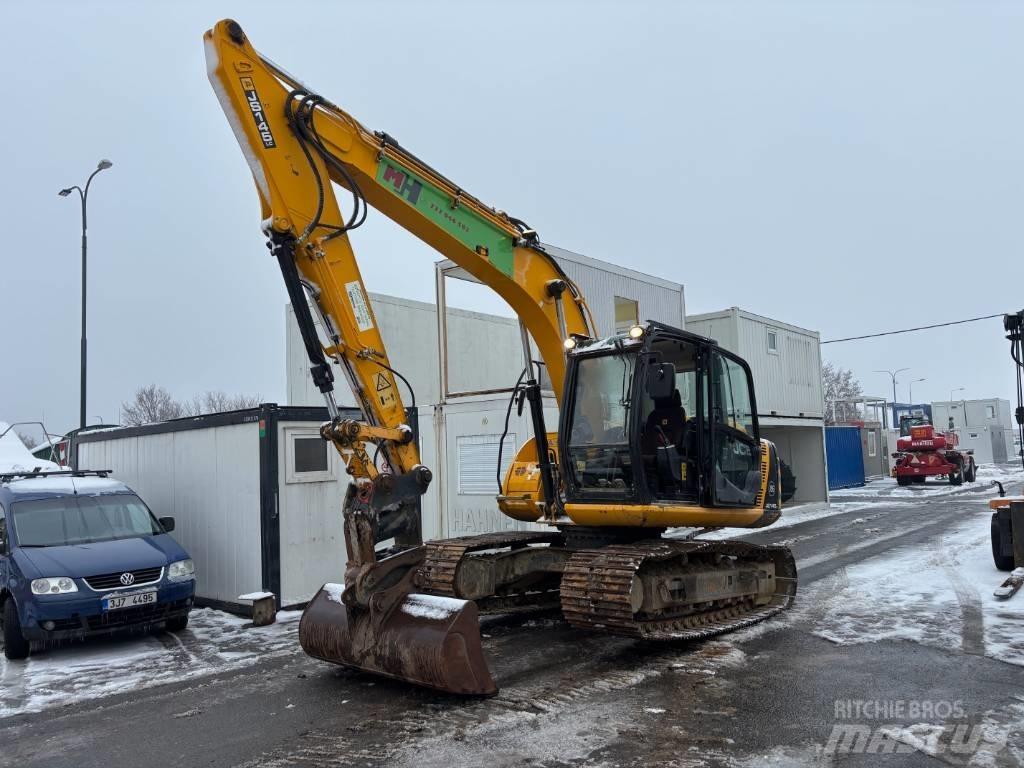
685, 307, 828, 503
74, 406, 363, 613
931, 398, 1015, 463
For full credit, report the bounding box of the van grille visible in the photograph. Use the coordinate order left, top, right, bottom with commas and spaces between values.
84, 566, 163, 592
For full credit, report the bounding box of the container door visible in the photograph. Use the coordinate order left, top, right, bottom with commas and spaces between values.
825, 426, 866, 490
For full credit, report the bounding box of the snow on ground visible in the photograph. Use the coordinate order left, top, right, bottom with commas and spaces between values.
808, 508, 1024, 667
0, 608, 301, 718
832, 463, 1024, 501
670, 500, 878, 542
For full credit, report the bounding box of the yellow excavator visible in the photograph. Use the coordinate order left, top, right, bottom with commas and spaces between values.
205, 19, 797, 695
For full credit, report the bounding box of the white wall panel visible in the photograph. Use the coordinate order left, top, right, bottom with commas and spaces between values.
79, 424, 261, 605
688, 308, 824, 420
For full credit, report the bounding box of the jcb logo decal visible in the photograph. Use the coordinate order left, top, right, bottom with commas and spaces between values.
382, 164, 423, 205
239, 77, 276, 149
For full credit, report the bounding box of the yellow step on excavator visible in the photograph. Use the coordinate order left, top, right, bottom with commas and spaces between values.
205, 19, 797, 696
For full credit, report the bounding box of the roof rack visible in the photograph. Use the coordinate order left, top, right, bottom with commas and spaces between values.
0, 469, 113, 484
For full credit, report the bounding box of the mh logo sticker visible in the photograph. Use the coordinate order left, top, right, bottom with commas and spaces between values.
381, 163, 423, 205
239, 77, 276, 148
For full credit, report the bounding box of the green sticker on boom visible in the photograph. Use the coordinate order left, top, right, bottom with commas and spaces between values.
376, 158, 515, 277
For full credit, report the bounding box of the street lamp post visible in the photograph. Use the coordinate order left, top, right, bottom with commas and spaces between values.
60, 159, 113, 430
909, 378, 925, 404
875, 368, 910, 429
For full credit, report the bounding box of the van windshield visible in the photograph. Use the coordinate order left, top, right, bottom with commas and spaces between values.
11, 494, 164, 547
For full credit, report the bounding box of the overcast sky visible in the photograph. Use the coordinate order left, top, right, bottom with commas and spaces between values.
3, 0, 1021, 434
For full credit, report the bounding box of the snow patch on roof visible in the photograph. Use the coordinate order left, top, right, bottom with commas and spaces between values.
5, 476, 128, 495
0, 422, 61, 473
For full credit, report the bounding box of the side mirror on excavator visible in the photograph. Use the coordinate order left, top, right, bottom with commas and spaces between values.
646, 362, 677, 401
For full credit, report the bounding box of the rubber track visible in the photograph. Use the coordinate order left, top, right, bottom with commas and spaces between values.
560, 539, 797, 640
417, 531, 562, 595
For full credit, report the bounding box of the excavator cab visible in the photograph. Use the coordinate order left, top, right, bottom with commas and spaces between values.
561, 322, 767, 512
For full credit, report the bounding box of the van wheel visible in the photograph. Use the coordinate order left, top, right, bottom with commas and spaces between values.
2, 599, 30, 660
992, 513, 1016, 571
165, 614, 189, 633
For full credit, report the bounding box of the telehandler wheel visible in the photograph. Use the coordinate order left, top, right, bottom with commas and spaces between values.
965, 461, 977, 483
896, 475, 912, 487
912, 476, 926, 484
949, 466, 964, 486
992, 513, 1016, 571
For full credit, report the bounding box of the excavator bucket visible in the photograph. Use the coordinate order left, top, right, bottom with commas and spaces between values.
298, 585, 497, 696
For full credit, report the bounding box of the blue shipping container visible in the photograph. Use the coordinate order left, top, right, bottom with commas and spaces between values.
826, 426, 866, 490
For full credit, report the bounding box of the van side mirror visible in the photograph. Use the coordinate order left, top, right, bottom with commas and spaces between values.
159, 516, 176, 533
645, 362, 677, 401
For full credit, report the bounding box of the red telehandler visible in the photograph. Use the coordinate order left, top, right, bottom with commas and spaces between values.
892, 416, 977, 486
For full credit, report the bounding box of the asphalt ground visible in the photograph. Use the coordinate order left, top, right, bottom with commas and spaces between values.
3, 484, 1022, 768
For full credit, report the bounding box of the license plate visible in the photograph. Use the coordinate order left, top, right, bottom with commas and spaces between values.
102, 590, 157, 612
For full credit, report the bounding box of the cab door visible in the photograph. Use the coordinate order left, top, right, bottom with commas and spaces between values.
709, 350, 762, 507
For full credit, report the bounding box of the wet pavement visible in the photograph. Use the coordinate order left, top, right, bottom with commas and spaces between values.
3, 482, 1023, 768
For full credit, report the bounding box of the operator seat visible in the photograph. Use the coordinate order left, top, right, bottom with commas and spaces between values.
643, 390, 686, 452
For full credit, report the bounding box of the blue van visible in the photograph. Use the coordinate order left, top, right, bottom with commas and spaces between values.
0, 470, 195, 659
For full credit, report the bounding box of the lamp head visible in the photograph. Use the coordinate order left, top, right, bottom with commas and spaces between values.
97, 159, 113, 170
58, 188, 73, 197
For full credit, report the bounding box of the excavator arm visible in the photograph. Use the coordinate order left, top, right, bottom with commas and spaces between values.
205, 19, 594, 694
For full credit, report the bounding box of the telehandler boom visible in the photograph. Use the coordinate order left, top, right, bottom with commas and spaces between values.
205, 19, 796, 695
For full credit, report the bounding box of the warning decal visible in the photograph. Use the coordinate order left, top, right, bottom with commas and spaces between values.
345, 281, 374, 332
375, 372, 392, 391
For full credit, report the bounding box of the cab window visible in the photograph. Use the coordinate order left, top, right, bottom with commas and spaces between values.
567, 353, 636, 494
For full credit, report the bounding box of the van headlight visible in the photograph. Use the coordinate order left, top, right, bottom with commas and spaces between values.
31, 577, 79, 595
167, 559, 195, 582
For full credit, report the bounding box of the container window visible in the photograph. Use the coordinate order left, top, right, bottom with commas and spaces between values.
295, 438, 328, 473
986, 405, 995, 419
457, 433, 516, 495
614, 296, 639, 332
767, 329, 779, 354
286, 429, 334, 483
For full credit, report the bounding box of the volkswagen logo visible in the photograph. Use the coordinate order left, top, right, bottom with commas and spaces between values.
119, 572, 135, 586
